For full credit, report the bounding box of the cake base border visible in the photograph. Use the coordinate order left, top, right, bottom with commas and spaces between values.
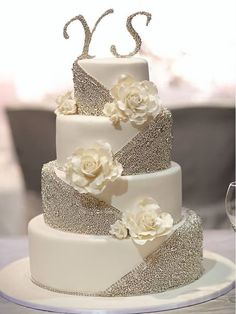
0, 251, 235, 314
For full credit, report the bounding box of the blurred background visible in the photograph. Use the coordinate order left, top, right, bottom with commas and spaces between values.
0, 0, 235, 235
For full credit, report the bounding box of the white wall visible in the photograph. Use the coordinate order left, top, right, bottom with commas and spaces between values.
0, 0, 235, 105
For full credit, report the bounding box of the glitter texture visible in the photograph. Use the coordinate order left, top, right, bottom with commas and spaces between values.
110, 11, 152, 58
42, 161, 121, 235
115, 107, 172, 175
102, 209, 203, 297
63, 14, 94, 61
31, 209, 203, 297
63, 9, 114, 61
73, 61, 113, 116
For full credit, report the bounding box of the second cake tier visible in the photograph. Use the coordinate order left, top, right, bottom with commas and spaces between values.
56, 107, 172, 175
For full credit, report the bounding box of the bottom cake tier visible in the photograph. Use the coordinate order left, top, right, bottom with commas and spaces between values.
28, 209, 203, 297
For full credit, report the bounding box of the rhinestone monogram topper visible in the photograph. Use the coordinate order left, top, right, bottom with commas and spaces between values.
110, 11, 152, 58
63, 9, 152, 60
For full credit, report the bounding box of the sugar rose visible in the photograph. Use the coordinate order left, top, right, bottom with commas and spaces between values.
103, 101, 127, 125
62, 141, 123, 195
122, 197, 173, 245
104, 75, 161, 125
55, 91, 77, 115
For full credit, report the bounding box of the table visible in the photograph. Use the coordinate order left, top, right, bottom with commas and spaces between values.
0, 230, 235, 314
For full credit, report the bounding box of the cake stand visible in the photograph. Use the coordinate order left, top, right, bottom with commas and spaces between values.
0, 250, 235, 314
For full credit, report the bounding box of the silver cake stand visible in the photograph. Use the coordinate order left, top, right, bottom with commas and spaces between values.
0, 250, 235, 314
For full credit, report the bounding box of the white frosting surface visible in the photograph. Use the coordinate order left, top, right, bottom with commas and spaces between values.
29, 214, 172, 293
78, 57, 149, 89
56, 115, 141, 166
98, 162, 182, 222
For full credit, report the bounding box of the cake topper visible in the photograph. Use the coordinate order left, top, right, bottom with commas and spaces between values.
63, 9, 151, 60
63, 9, 114, 61
111, 11, 152, 58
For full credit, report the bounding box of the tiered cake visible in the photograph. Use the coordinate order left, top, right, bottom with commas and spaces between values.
28, 11, 203, 297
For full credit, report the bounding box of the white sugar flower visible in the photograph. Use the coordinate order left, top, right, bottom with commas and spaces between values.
58, 141, 123, 195
122, 197, 173, 245
103, 101, 127, 125
55, 91, 77, 115
109, 220, 128, 239
104, 75, 161, 125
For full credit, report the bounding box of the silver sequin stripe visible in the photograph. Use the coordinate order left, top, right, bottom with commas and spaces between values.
31, 209, 203, 297
102, 209, 203, 297
42, 161, 121, 235
73, 61, 113, 116
115, 107, 172, 175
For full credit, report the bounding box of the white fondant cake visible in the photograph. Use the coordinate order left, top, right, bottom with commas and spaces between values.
28, 16, 203, 296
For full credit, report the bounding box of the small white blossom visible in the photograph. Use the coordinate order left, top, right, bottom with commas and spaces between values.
103, 101, 127, 125
109, 220, 128, 239
55, 91, 77, 115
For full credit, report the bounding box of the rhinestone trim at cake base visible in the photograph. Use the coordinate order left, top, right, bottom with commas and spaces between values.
31, 209, 203, 297
42, 161, 121, 235
115, 107, 172, 175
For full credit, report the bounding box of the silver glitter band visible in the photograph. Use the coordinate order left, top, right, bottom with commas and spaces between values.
115, 107, 172, 175
73, 61, 113, 116
32, 209, 203, 297
42, 161, 121, 235
103, 209, 203, 297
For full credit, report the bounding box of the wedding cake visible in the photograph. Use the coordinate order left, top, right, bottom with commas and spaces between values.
28, 10, 203, 297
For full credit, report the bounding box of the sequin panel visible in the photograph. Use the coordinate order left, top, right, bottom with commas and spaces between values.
73, 61, 113, 116
115, 107, 173, 175
31, 209, 203, 297
42, 161, 121, 235
102, 209, 203, 297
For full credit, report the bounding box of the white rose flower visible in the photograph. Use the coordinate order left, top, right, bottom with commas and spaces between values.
109, 220, 128, 239
55, 91, 77, 115
104, 75, 161, 125
60, 141, 123, 195
103, 101, 127, 125
122, 197, 173, 245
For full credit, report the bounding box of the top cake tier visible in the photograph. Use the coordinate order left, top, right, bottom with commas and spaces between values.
56, 57, 172, 174
77, 57, 149, 89
72, 57, 149, 116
